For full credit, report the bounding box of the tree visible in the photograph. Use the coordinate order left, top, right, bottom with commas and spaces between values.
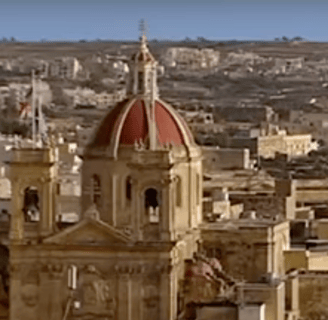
197, 37, 209, 43
183, 37, 192, 42
292, 36, 304, 42
282, 36, 289, 42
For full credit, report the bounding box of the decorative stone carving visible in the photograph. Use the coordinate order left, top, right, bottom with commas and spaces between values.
78, 265, 116, 318
160, 175, 177, 186
134, 139, 145, 151
142, 272, 160, 319
114, 264, 145, 274
155, 263, 173, 274
41, 263, 64, 279
21, 267, 40, 307
21, 284, 39, 307
143, 285, 159, 308
129, 178, 138, 185
38, 176, 52, 184
10, 263, 23, 279
84, 204, 100, 220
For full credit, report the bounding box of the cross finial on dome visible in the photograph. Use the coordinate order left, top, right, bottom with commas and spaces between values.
139, 19, 147, 38
139, 19, 148, 52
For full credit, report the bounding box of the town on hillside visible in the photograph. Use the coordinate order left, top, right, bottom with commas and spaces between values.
1, 35, 328, 320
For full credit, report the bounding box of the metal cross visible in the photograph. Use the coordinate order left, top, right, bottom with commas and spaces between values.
139, 19, 148, 39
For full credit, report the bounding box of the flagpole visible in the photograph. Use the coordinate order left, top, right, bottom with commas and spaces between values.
32, 70, 36, 147
38, 95, 43, 147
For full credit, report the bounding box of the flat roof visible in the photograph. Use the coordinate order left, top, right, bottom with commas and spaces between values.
200, 219, 285, 230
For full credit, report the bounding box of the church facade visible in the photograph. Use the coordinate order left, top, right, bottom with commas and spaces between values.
7, 35, 203, 320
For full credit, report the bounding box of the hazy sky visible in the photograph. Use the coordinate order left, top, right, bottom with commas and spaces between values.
0, 0, 327, 42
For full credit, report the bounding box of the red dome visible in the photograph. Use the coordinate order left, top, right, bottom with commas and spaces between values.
86, 98, 195, 156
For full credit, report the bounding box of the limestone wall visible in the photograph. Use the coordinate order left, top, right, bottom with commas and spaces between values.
202, 147, 250, 172
9, 246, 183, 320
239, 282, 285, 320
299, 272, 328, 319
201, 221, 289, 282
284, 250, 308, 272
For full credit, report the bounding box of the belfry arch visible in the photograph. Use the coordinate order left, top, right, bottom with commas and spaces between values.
6, 147, 57, 242
23, 186, 40, 222
144, 188, 160, 224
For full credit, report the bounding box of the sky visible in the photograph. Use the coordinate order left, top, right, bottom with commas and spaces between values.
0, 0, 327, 42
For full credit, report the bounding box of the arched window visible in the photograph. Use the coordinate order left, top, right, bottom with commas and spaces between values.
138, 72, 144, 93
176, 176, 182, 207
23, 186, 40, 222
145, 188, 160, 223
126, 176, 132, 201
92, 175, 101, 206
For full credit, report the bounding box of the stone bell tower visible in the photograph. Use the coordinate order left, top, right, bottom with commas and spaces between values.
6, 146, 58, 243
83, 33, 203, 243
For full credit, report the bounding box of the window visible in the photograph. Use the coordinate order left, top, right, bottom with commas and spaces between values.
56, 183, 61, 195
176, 176, 182, 207
126, 176, 132, 201
23, 186, 40, 222
138, 72, 144, 93
92, 174, 101, 206
145, 188, 160, 223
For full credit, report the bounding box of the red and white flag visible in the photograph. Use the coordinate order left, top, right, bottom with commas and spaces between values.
19, 102, 32, 119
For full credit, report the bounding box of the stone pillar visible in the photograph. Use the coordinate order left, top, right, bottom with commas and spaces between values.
38, 264, 64, 320
117, 273, 132, 320
111, 175, 117, 226
10, 181, 24, 242
132, 179, 142, 241
160, 265, 175, 320
9, 263, 23, 320
49, 265, 64, 320
39, 179, 54, 237
161, 177, 175, 241
103, 173, 112, 225
131, 273, 143, 320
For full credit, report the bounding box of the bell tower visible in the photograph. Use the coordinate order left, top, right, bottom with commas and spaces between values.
82, 26, 203, 245
6, 146, 58, 243
127, 144, 203, 243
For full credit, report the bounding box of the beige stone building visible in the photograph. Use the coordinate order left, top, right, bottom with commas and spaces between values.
200, 219, 290, 283
7, 35, 203, 320
163, 47, 220, 70
49, 57, 82, 80
4, 35, 313, 320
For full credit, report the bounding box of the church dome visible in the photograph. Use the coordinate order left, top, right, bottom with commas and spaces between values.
85, 97, 195, 157
85, 34, 197, 158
